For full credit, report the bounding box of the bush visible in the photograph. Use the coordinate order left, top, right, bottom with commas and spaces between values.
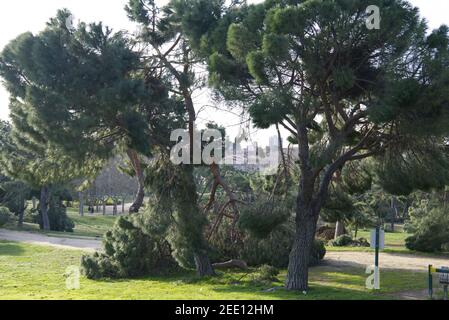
251, 265, 280, 284
210, 216, 326, 268
310, 239, 327, 266
329, 235, 370, 248
330, 234, 353, 247
0, 207, 12, 227
81, 216, 178, 279
405, 208, 449, 252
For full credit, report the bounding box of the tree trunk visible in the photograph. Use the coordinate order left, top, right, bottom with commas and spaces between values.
286, 206, 319, 291
40, 186, 51, 231
79, 192, 84, 217
390, 197, 397, 232
334, 220, 345, 239
32, 197, 37, 210
122, 198, 125, 214
127, 149, 145, 214
17, 210, 24, 228
113, 199, 117, 216
194, 253, 216, 277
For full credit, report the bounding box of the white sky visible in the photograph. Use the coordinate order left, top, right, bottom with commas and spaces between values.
0, 0, 448, 144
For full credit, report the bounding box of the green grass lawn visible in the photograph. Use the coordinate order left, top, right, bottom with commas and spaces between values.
327, 228, 410, 253
4, 208, 118, 239
0, 241, 429, 300
326, 228, 449, 257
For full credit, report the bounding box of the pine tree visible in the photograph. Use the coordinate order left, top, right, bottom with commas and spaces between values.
178, 0, 449, 290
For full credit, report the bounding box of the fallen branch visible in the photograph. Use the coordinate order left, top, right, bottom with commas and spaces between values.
212, 260, 248, 270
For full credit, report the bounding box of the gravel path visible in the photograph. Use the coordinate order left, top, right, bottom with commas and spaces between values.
0, 229, 102, 252
325, 251, 449, 272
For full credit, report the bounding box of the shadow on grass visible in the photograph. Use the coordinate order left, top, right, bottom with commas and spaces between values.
0, 241, 25, 256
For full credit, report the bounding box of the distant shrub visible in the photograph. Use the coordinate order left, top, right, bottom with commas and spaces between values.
442, 243, 449, 253
329, 235, 370, 248
0, 207, 12, 227
330, 234, 353, 247
405, 208, 449, 252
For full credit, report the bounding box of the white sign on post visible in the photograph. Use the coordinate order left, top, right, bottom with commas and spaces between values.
370, 229, 385, 250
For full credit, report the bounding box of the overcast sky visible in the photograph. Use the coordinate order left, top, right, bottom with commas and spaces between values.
0, 0, 448, 144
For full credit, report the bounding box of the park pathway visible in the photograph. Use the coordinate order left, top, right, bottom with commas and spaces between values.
325, 251, 449, 272
0, 229, 102, 252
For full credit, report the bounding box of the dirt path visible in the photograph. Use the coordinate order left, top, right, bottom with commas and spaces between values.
0, 229, 102, 252
325, 251, 449, 272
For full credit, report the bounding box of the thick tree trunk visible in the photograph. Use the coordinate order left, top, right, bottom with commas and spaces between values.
194, 253, 216, 277
17, 210, 24, 228
127, 149, 145, 214
40, 186, 51, 231
286, 208, 318, 291
334, 220, 345, 239
79, 192, 84, 217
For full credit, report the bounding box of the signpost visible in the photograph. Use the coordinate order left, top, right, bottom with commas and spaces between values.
429, 265, 449, 300
369, 227, 385, 290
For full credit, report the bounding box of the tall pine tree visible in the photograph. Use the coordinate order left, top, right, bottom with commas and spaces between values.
177, 0, 449, 290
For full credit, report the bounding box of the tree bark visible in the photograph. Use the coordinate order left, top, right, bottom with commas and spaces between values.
127, 149, 145, 214
286, 206, 319, 291
334, 220, 345, 239
194, 253, 216, 277
40, 186, 51, 231
79, 192, 84, 217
